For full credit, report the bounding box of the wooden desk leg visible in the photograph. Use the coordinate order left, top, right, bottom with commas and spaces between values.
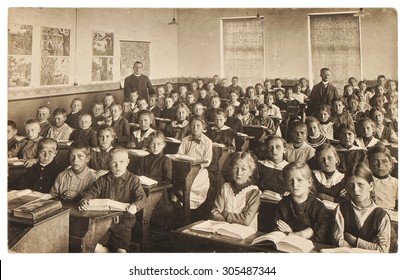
69, 216, 117, 253
142, 190, 164, 249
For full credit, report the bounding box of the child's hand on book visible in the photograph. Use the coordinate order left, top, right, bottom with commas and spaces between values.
277, 220, 293, 233
78, 199, 89, 211
24, 158, 38, 168
126, 204, 137, 215
62, 190, 77, 200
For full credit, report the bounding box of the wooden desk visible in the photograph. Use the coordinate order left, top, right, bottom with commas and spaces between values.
62, 201, 124, 253
168, 157, 208, 226
8, 208, 70, 253
140, 183, 173, 248
170, 221, 331, 253
170, 221, 271, 252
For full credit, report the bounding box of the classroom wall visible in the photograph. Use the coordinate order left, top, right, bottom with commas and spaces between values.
177, 8, 398, 83
8, 8, 179, 84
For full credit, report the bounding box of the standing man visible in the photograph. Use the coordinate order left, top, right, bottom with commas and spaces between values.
124, 61, 155, 102
306, 67, 338, 116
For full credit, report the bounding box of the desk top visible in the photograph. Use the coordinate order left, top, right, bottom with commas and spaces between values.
61, 200, 123, 220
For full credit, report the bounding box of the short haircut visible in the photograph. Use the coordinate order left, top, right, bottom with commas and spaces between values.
122, 98, 131, 105
8, 120, 17, 130
229, 151, 256, 176
53, 108, 67, 117
37, 138, 58, 152
231, 76, 238, 81
305, 116, 320, 126
337, 123, 356, 135
358, 80, 367, 87
78, 113, 92, 120
239, 99, 250, 107
275, 78, 281, 82
265, 92, 275, 99
377, 75, 386, 80
265, 134, 287, 148
346, 94, 359, 103
274, 88, 284, 95
348, 77, 357, 83
134, 61, 143, 66
189, 114, 207, 128
257, 103, 268, 111
331, 96, 345, 105
317, 105, 331, 116
214, 108, 227, 117
38, 106, 50, 112
110, 146, 129, 158
25, 119, 41, 128
255, 83, 263, 89
69, 140, 91, 157
320, 67, 330, 73
104, 93, 114, 98
98, 124, 116, 137
137, 98, 147, 104
71, 98, 82, 104
299, 77, 308, 83
110, 103, 122, 111
186, 91, 196, 98
289, 120, 307, 132
138, 109, 153, 120
149, 93, 158, 100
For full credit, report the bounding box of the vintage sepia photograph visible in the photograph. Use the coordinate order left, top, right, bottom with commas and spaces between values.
5, 5, 399, 261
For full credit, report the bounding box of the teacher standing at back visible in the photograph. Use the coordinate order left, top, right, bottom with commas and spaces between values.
124, 61, 155, 102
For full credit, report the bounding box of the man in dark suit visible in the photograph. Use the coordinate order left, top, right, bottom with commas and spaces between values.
123, 61, 155, 102
306, 67, 339, 116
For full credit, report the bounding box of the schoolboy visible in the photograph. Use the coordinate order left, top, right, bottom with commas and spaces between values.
285, 120, 315, 163
8, 120, 19, 151
121, 99, 136, 124
66, 98, 83, 130
160, 96, 176, 121
206, 108, 237, 152
197, 88, 210, 108
156, 86, 166, 109
205, 95, 222, 123
129, 91, 140, 111
36, 106, 52, 137
110, 103, 131, 147
50, 140, 97, 200
149, 93, 161, 118
19, 138, 64, 193
227, 76, 244, 98
8, 119, 43, 167
46, 108, 73, 140
91, 101, 105, 131
103, 93, 115, 121
185, 91, 197, 112
79, 147, 146, 253
69, 114, 98, 147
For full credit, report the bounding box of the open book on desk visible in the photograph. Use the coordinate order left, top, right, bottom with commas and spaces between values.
191, 220, 256, 240
251, 231, 314, 253
166, 154, 197, 162
86, 199, 129, 211
127, 149, 150, 157
13, 199, 62, 220
165, 137, 182, 143
8, 157, 25, 166
260, 190, 282, 202
8, 189, 53, 214
139, 175, 158, 186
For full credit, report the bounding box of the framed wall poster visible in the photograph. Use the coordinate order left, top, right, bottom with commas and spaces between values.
92, 57, 113, 81
92, 31, 114, 56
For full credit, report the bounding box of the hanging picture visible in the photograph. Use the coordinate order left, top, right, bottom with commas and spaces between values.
92, 57, 113, 81
40, 57, 69, 85
93, 31, 114, 56
41, 27, 70, 56
8, 56, 31, 87
120, 40, 150, 80
8, 24, 33, 55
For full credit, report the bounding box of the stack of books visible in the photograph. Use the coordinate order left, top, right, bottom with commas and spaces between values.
8, 189, 62, 221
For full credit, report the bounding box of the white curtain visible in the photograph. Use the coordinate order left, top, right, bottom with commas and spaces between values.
310, 14, 361, 92
222, 18, 264, 88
